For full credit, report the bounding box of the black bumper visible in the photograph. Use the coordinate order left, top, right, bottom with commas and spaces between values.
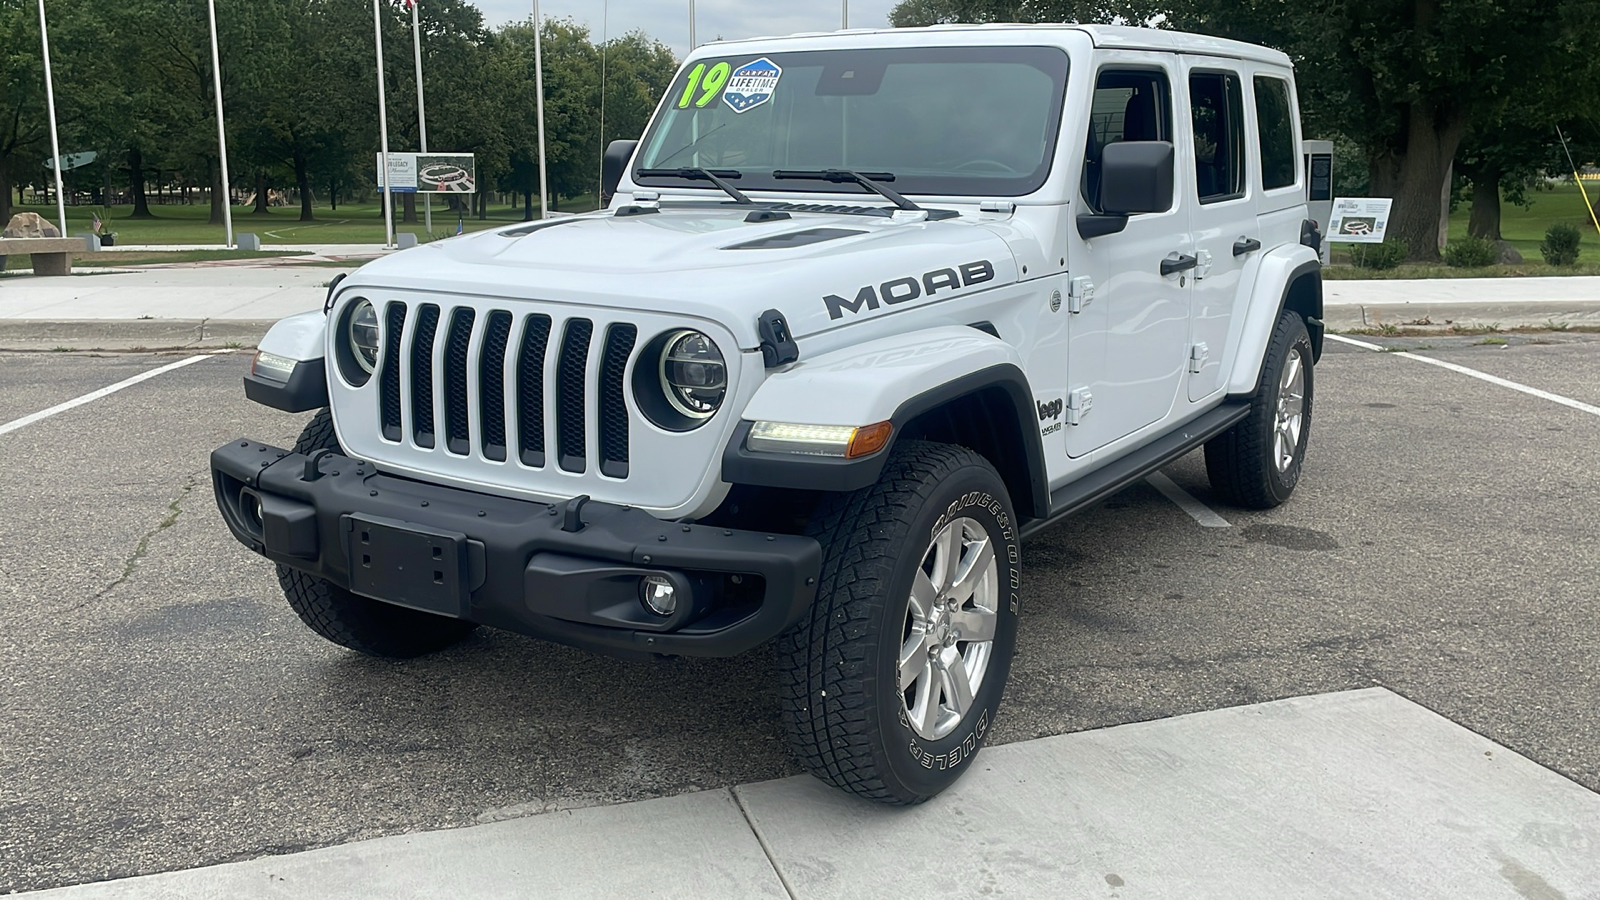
211, 439, 822, 658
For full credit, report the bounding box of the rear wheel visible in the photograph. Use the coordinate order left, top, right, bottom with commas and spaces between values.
1205, 311, 1314, 508
275, 409, 476, 658
776, 441, 1021, 805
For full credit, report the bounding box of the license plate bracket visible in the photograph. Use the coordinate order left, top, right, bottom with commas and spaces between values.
343, 514, 468, 617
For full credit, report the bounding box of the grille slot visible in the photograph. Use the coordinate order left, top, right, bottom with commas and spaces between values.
409, 304, 441, 448
556, 319, 594, 473
516, 315, 553, 467
443, 308, 476, 455
380, 302, 407, 442
598, 324, 637, 478
478, 311, 512, 461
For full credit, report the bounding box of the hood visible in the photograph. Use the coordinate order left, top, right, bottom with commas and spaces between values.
342, 206, 1022, 348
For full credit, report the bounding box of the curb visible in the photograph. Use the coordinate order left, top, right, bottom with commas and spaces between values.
0, 319, 275, 352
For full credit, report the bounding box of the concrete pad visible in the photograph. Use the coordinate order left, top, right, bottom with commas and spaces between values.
22, 789, 788, 900
736, 689, 1600, 899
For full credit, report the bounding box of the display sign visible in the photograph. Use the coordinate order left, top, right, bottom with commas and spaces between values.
375, 153, 476, 193
1326, 197, 1393, 243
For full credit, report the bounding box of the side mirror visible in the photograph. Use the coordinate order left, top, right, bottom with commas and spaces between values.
1100, 140, 1174, 215
1077, 140, 1174, 240
601, 140, 639, 208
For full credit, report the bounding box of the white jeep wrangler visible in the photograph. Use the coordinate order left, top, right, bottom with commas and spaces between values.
212, 24, 1322, 805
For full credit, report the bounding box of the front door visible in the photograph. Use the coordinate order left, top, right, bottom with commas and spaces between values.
1065, 61, 1192, 458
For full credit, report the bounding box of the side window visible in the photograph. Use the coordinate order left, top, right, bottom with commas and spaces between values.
1253, 75, 1297, 190
1082, 69, 1172, 213
1189, 71, 1245, 203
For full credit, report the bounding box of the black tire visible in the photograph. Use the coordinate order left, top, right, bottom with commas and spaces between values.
776, 441, 1022, 805
1205, 311, 1314, 509
275, 409, 477, 659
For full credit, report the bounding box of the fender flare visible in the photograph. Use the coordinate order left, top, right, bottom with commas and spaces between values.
722, 328, 1048, 517
245, 309, 329, 413
1224, 250, 1323, 397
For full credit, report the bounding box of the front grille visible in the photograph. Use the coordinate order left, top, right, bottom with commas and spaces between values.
375, 302, 643, 481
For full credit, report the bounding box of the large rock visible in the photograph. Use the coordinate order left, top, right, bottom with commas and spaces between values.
3, 212, 61, 238
1494, 240, 1523, 265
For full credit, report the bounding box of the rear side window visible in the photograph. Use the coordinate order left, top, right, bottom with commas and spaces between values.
1082, 69, 1172, 213
1253, 75, 1296, 190
1189, 71, 1245, 203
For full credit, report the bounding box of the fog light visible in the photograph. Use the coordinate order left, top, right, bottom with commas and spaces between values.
640, 574, 678, 617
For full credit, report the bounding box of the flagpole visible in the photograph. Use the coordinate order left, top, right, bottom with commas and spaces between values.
843, 0, 848, 28
532, 0, 548, 220
36, 0, 67, 238
410, 0, 431, 233
597, 0, 607, 211
373, 0, 395, 248
687, 0, 695, 49
206, 0, 234, 247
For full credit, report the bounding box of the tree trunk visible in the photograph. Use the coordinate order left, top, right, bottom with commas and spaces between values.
402, 192, 417, 223
0, 165, 11, 226
128, 148, 153, 218
209, 159, 226, 225
1385, 103, 1468, 261
253, 172, 270, 214
295, 151, 314, 222
523, 189, 533, 221
1467, 170, 1502, 240
328, 180, 338, 211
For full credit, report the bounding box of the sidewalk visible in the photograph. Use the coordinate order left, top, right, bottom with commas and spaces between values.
19, 689, 1600, 898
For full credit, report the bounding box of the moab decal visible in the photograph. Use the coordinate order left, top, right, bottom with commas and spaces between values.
823, 260, 995, 320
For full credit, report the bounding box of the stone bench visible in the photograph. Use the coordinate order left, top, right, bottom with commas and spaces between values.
0, 237, 85, 276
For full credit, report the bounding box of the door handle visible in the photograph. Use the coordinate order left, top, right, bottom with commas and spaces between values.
1160, 254, 1198, 277
1233, 237, 1262, 256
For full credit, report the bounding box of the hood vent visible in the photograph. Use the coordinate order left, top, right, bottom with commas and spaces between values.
724, 227, 865, 251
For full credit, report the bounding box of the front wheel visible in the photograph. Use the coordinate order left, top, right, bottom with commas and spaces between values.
776, 441, 1021, 805
1205, 310, 1314, 509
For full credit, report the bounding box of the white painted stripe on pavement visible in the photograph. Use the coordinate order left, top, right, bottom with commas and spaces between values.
1326, 333, 1600, 418
0, 352, 229, 437
1146, 472, 1232, 528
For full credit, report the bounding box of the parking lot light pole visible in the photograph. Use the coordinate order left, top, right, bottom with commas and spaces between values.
206, 0, 234, 248
36, 0, 68, 238
374, 0, 395, 248
409, 0, 431, 234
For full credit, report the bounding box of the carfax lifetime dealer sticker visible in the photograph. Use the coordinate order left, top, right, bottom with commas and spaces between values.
722, 58, 782, 113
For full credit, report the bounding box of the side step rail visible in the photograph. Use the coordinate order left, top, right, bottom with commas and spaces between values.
1020, 400, 1250, 539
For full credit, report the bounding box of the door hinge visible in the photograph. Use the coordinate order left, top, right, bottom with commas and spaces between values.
1066, 387, 1093, 425
1188, 342, 1210, 374
1195, 249, 1214, 280
1068, 276, 1095, 314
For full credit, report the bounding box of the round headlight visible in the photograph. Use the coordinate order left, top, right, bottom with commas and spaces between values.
348, 299, 380, 374
659, 330, 725, 419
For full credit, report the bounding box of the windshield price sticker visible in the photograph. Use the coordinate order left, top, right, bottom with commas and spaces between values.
676, 61, 732, 109
722, 58, 782, 113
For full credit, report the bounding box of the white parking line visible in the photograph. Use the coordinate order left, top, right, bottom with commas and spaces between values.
1327, 333, 1600, 418
1146, 472, 1232, 528
0, 352, 230, 437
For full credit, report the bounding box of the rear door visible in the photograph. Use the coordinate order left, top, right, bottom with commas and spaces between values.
1181, 60, 1252, 402
1065, 57, 1192, 458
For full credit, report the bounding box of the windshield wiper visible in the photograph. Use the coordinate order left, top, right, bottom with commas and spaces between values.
636, 167, 752, 205
772, 169, 921, 211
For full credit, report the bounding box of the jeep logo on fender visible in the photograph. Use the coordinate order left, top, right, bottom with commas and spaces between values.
824, 260, 995, 320
1037, 398, 1062, 421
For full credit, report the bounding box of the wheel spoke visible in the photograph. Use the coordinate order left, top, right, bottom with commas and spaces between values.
940, 646, 975, 715
909, 569, 938, 623
1281, 353, 1301, 392
933, 525, 962, 594
950, 606, 997, 643
915, 665, 941, 736
947, 537, 993, 603
899, 632, 931, 688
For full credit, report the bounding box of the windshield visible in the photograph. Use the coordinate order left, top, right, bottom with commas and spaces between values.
634, 46, 1070, 198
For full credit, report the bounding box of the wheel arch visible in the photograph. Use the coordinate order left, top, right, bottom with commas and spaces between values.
1224, 250, 1323, 396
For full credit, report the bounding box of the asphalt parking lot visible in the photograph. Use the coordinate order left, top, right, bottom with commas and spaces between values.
2, 334, 1598, 893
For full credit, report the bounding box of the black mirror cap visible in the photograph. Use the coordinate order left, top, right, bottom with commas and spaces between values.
601, 140, 640, 208
1100, 141, 1174, 216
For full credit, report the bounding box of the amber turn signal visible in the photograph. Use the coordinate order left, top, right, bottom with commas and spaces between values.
846, 421, 893, 459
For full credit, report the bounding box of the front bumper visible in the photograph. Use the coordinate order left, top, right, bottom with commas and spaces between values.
211, 438, 822, 658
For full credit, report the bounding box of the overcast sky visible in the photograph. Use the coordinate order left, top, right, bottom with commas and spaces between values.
470, 0, 905, 56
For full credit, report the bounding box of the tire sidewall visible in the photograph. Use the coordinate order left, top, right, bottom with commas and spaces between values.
1262, 316, 1315, 502
875, 461, 1022, 797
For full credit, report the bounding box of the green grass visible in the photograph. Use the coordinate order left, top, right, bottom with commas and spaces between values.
3, 249, 305, 270
3, 196, 603, 247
